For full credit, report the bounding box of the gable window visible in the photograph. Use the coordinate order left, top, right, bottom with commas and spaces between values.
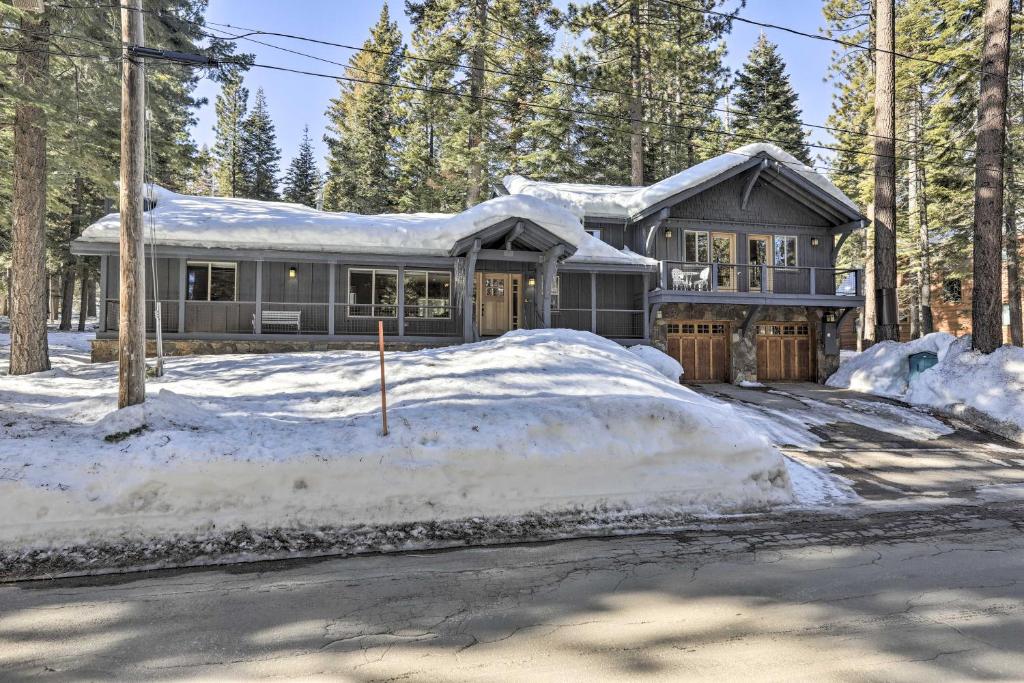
349, 269, 398, 317
405, 270, 452, 319
942, 278, 962, 303
773, 235, 798, 267
585, 228, 602, 241
684, 230, 709, 263
186, 261, 236, 301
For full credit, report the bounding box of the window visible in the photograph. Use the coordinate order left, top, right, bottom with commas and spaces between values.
942, 278, 962, 303
348, 269, 398, 317
665, 323, 681, 334
186, 261, 236, 301
585, 228, 602, 241
773, 236, 798, 267
405, 270, 452, 318
551, 274, 561, 310
684, 230, 710, 263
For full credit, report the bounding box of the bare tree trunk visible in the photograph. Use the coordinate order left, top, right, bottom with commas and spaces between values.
59, 266, 75, 331
78, 266, 89, 332
919, 166, 934, 335
909, 276, 921, 339
862, 204, 877, 349
872, 0, 899, 342
465, 0, 488, 207
1008, 152, 1022, 345
907, 91, 933, 337
119, 0, 147, 407
8, 10, 51, 375
628, 0, 644, 186
2, 268, 11, 317
972, 0, 1012, 353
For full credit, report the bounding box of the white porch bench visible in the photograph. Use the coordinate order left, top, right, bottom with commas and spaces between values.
254, 309, 302, 334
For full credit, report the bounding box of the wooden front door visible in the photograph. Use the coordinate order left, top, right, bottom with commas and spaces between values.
748, 234, 772, 292
476, 273, 520, 336
666, 321, 730, 383
756, 322, 813, 381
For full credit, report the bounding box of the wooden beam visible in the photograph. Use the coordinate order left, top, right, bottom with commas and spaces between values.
740, 159, 769, 210
396, 264, 404, 338
541, 245, 563, 328
503, 221, 525, 252
590, 271, 597, 333
831, 232, 851, 266
254, 260, 263, 335
98, 255, 108, 332
463, 239, 481, 341
830, 219, 869, 235
476, 248, 542, 263
740, 305, 762, 335
177, 258, 186, 334
644, 207, 671, 256
327, 262, 335, 336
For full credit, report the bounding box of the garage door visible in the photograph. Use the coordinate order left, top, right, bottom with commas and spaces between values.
756, 322, 813, 381
666, 321, 729, 383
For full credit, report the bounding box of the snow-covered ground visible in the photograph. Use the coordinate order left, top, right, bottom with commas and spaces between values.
828, 333, 1024, 439
1, 329, 806, 553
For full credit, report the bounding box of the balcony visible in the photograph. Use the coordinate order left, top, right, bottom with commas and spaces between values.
653, 261, 864, 307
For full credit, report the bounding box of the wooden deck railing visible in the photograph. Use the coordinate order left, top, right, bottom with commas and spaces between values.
660, 262, 862, 297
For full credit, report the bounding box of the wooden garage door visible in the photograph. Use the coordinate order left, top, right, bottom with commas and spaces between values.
756, 323, 813, 381
666, 321, 729, 383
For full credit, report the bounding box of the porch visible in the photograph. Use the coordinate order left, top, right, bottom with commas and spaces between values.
654, 261, 864, 307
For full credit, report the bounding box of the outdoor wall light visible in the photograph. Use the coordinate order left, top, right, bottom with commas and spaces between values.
663, 227, 673, 239
288, 266, 297, 279
527, 276, 536, 287
810, 237, 820, 247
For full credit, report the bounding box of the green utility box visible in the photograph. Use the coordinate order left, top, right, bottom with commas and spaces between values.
908, 351, 938, 383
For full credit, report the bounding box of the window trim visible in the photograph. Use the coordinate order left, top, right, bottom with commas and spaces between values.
404, 269, 453, 320
186, 260, 238, 302
684, 230, 710, 263
347, 268, 399, 318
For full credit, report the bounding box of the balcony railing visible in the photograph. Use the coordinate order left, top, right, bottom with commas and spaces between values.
661, 262, 862, 298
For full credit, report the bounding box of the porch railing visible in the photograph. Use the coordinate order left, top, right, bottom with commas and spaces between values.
661, 262, 862, 297
103, 299, 179, 333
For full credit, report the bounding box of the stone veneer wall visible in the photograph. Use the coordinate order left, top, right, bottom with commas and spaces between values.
89, 338, 454, 363
651, 303, 838, 384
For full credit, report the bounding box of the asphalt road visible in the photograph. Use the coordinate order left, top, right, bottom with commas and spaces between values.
3, 384, 1024, 681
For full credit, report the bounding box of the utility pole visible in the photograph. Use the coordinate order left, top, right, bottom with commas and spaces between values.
872, 0, 899, 342
971, 0, 1012, 353
119, 0, 146, 408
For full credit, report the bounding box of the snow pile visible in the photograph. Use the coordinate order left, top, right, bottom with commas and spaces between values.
829, 334, 1024, 437
628, 344, 683, 381
0, 330, 794, 550
504, 143, 861, 219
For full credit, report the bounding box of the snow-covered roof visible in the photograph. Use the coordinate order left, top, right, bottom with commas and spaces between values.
503, 143, 863, 221
74, 185, 656, 268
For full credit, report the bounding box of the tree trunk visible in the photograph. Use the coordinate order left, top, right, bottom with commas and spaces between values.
78, 266, 89, 332
628, 0, 644, 186
907, 91, 933, 336
8, 10, 51, 375
119, 0, 147, 407
972, 0, 1012, 353
1007, 152, 1022, 345
87, 275, 97, 317
59, 266, 75, 331
872, 0, 899, 342
909, 275, 921, 339
465, 0, 488, 207
919, 165, 934, 336
862, 204, 877, 349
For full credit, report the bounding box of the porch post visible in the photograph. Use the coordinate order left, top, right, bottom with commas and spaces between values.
590, 271, 597, 334
642, 272, 650, 341
254, 260, 263, 335
98, 254, 108, 332
809, 266, 817, 295
463, 239, 481, 341
397, 264, 405, 338
328, 262, 336, 336
541, 245, 562, 329
711, 262, 719, 292
177, 258, 186, 334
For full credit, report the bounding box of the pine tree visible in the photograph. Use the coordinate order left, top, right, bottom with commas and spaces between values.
323, 5, 403, 213
213, 74, 249, 197
240, 88, 281, 200
730, 35, 811, 164
282, 125, 323, 207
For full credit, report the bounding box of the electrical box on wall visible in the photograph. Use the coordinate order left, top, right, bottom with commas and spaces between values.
822, 321, 840, 355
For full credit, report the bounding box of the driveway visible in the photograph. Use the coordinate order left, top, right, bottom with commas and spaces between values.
695, 382, 1024, 503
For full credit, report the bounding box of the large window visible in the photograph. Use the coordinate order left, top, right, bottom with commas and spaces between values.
348, 269, 398, 317
684, 230, 709, 262
405, 270, 452, 318
773, 236, 798, 267
186, 261, 237, 301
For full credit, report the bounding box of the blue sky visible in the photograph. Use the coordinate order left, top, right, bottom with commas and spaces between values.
192, 0, 838, 172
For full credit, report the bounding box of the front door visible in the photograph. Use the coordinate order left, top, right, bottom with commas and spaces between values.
748, 234, 772, 292
477, 273, 518, 336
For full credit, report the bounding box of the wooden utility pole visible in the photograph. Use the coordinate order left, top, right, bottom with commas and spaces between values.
118, 0, 147, 407
972, 0, 1012, 353
872, 0, 899, 342
8, 4, 50, 375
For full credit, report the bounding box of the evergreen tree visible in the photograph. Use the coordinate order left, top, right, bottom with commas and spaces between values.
323, 5, 403, 213
282, 126, 323, 207
240, 88, 281, 200
213, 74, 249, 197
730, 35, 811, 164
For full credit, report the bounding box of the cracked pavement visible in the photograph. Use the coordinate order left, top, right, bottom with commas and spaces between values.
3, 384, 1024, 680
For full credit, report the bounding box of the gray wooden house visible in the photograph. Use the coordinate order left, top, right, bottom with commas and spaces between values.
73, 143, 865, 383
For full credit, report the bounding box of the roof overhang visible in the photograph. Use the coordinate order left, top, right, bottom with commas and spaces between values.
448, 216, 579, 259
630, 156, 765, 223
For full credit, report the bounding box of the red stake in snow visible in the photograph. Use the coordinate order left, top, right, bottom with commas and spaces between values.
378, 319, 389, 437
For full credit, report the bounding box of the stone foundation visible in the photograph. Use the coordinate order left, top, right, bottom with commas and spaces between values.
651, 303, 838, 384
89, 338, 454, 363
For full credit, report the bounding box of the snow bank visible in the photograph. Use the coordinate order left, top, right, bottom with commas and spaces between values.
0, 330, 793, 550
628, 344, 683, 381
504, 143, 861, 219
829, 334, 1024, 438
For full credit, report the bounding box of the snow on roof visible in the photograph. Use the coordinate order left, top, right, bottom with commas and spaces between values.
504, 143, 862, 220
75, 185, 655, 268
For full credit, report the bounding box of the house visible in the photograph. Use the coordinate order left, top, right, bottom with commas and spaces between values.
72, 142, 867, 383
